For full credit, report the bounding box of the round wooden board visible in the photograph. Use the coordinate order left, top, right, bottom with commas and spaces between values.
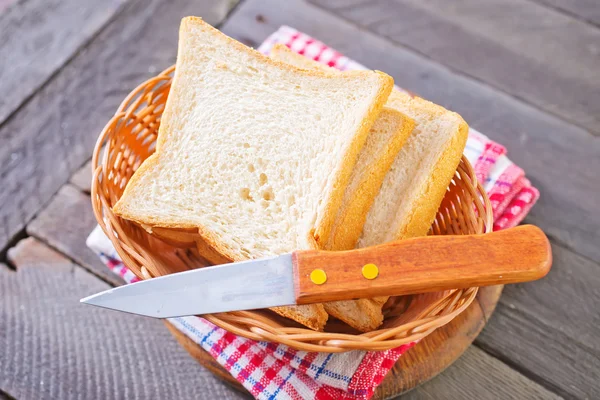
165, 285, 503, 399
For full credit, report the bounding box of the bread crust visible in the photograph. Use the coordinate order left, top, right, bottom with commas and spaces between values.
310, 72, 393, 250
325, 108, 415, 251
386, 95, 469, 241
358, 94, 468, 309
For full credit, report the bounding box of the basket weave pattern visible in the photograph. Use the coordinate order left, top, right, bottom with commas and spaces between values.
91, 66, 493, 352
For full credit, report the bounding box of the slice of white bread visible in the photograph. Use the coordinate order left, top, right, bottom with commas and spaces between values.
270, 44, 414, 332
113, 17, 394, 331
270, 45, 468, 320
358, 91, 468, 308
358, 90, 469, 247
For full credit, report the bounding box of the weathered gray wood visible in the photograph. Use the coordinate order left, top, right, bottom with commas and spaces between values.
220, 0, 600, 264
531, 0, 600, 27
476, 242, 600, 399
399, 346, 563, 400
70, 159, 93, 193
309, 0, 600, 136
1, 238, 245, 400
0, 0, 128, 126
0, 0, 19, 14
0, 0, 239, 253
27, 184, 122, 286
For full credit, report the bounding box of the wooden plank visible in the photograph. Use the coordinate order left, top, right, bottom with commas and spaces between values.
220, 0, 600, 264
476, 242, 600, 399
0, 0, 128, 126
0, 0, 239, 253
531, 0, 600, 27
1, 238, 244, 400
70, 159, 93, 193
309, 0, 600, 136
400, 346, 562, 400
27, 184, 122, 286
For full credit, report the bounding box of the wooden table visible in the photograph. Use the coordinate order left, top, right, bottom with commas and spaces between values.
1, 0, 598, 398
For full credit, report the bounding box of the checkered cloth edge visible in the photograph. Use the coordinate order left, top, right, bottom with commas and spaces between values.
86, 26, 539, 400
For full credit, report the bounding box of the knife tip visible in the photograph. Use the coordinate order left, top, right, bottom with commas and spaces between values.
79, 295, 92, 304
80, 291, 102, 305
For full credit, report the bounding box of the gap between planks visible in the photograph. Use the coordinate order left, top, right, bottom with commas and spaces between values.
527, 0, 600, 28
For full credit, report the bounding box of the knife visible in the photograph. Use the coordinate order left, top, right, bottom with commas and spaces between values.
81, 225, 551, 318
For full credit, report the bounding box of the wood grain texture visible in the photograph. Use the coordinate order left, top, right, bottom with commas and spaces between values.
531, 0, 600, 27
27, 184, 122, 286
1, 238, 244, 400
309, 0, 600, 136
401, 346, 563, 400
477, 242, 600, 399
220, 0, 600, 265
294, 226, 550, 304
0, 0, 127, 126
0, 0, 239, 254
70, 159, 93, 193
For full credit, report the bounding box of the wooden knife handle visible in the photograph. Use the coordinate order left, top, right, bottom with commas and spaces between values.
292, 225, 552, 305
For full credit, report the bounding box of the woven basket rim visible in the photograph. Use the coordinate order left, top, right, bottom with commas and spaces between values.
90, 65, 494, 352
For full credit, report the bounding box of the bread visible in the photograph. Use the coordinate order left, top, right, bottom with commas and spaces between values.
358, 91, 468, 307
269, 46, 414, 251
270, 44, 415, 332
113, 17, 394, 330
359, 90, 469, 246
270, 45, 468, 317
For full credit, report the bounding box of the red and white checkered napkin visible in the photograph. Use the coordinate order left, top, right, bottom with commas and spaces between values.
86, 27, 539, 400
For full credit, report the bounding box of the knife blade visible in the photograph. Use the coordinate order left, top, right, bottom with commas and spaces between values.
81, 225, 552, 318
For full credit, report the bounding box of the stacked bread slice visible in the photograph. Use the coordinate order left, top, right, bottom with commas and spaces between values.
270, 46, 469, 321
113, 17, 468, 332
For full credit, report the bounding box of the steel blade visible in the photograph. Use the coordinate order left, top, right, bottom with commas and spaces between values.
80, 254, 295, 318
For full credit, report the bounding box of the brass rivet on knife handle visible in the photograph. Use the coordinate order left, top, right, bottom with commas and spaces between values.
362, 263, 379, 280
309, 269, 327, 285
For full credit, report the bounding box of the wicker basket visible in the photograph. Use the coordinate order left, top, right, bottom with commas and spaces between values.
91, 66, 493, 352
